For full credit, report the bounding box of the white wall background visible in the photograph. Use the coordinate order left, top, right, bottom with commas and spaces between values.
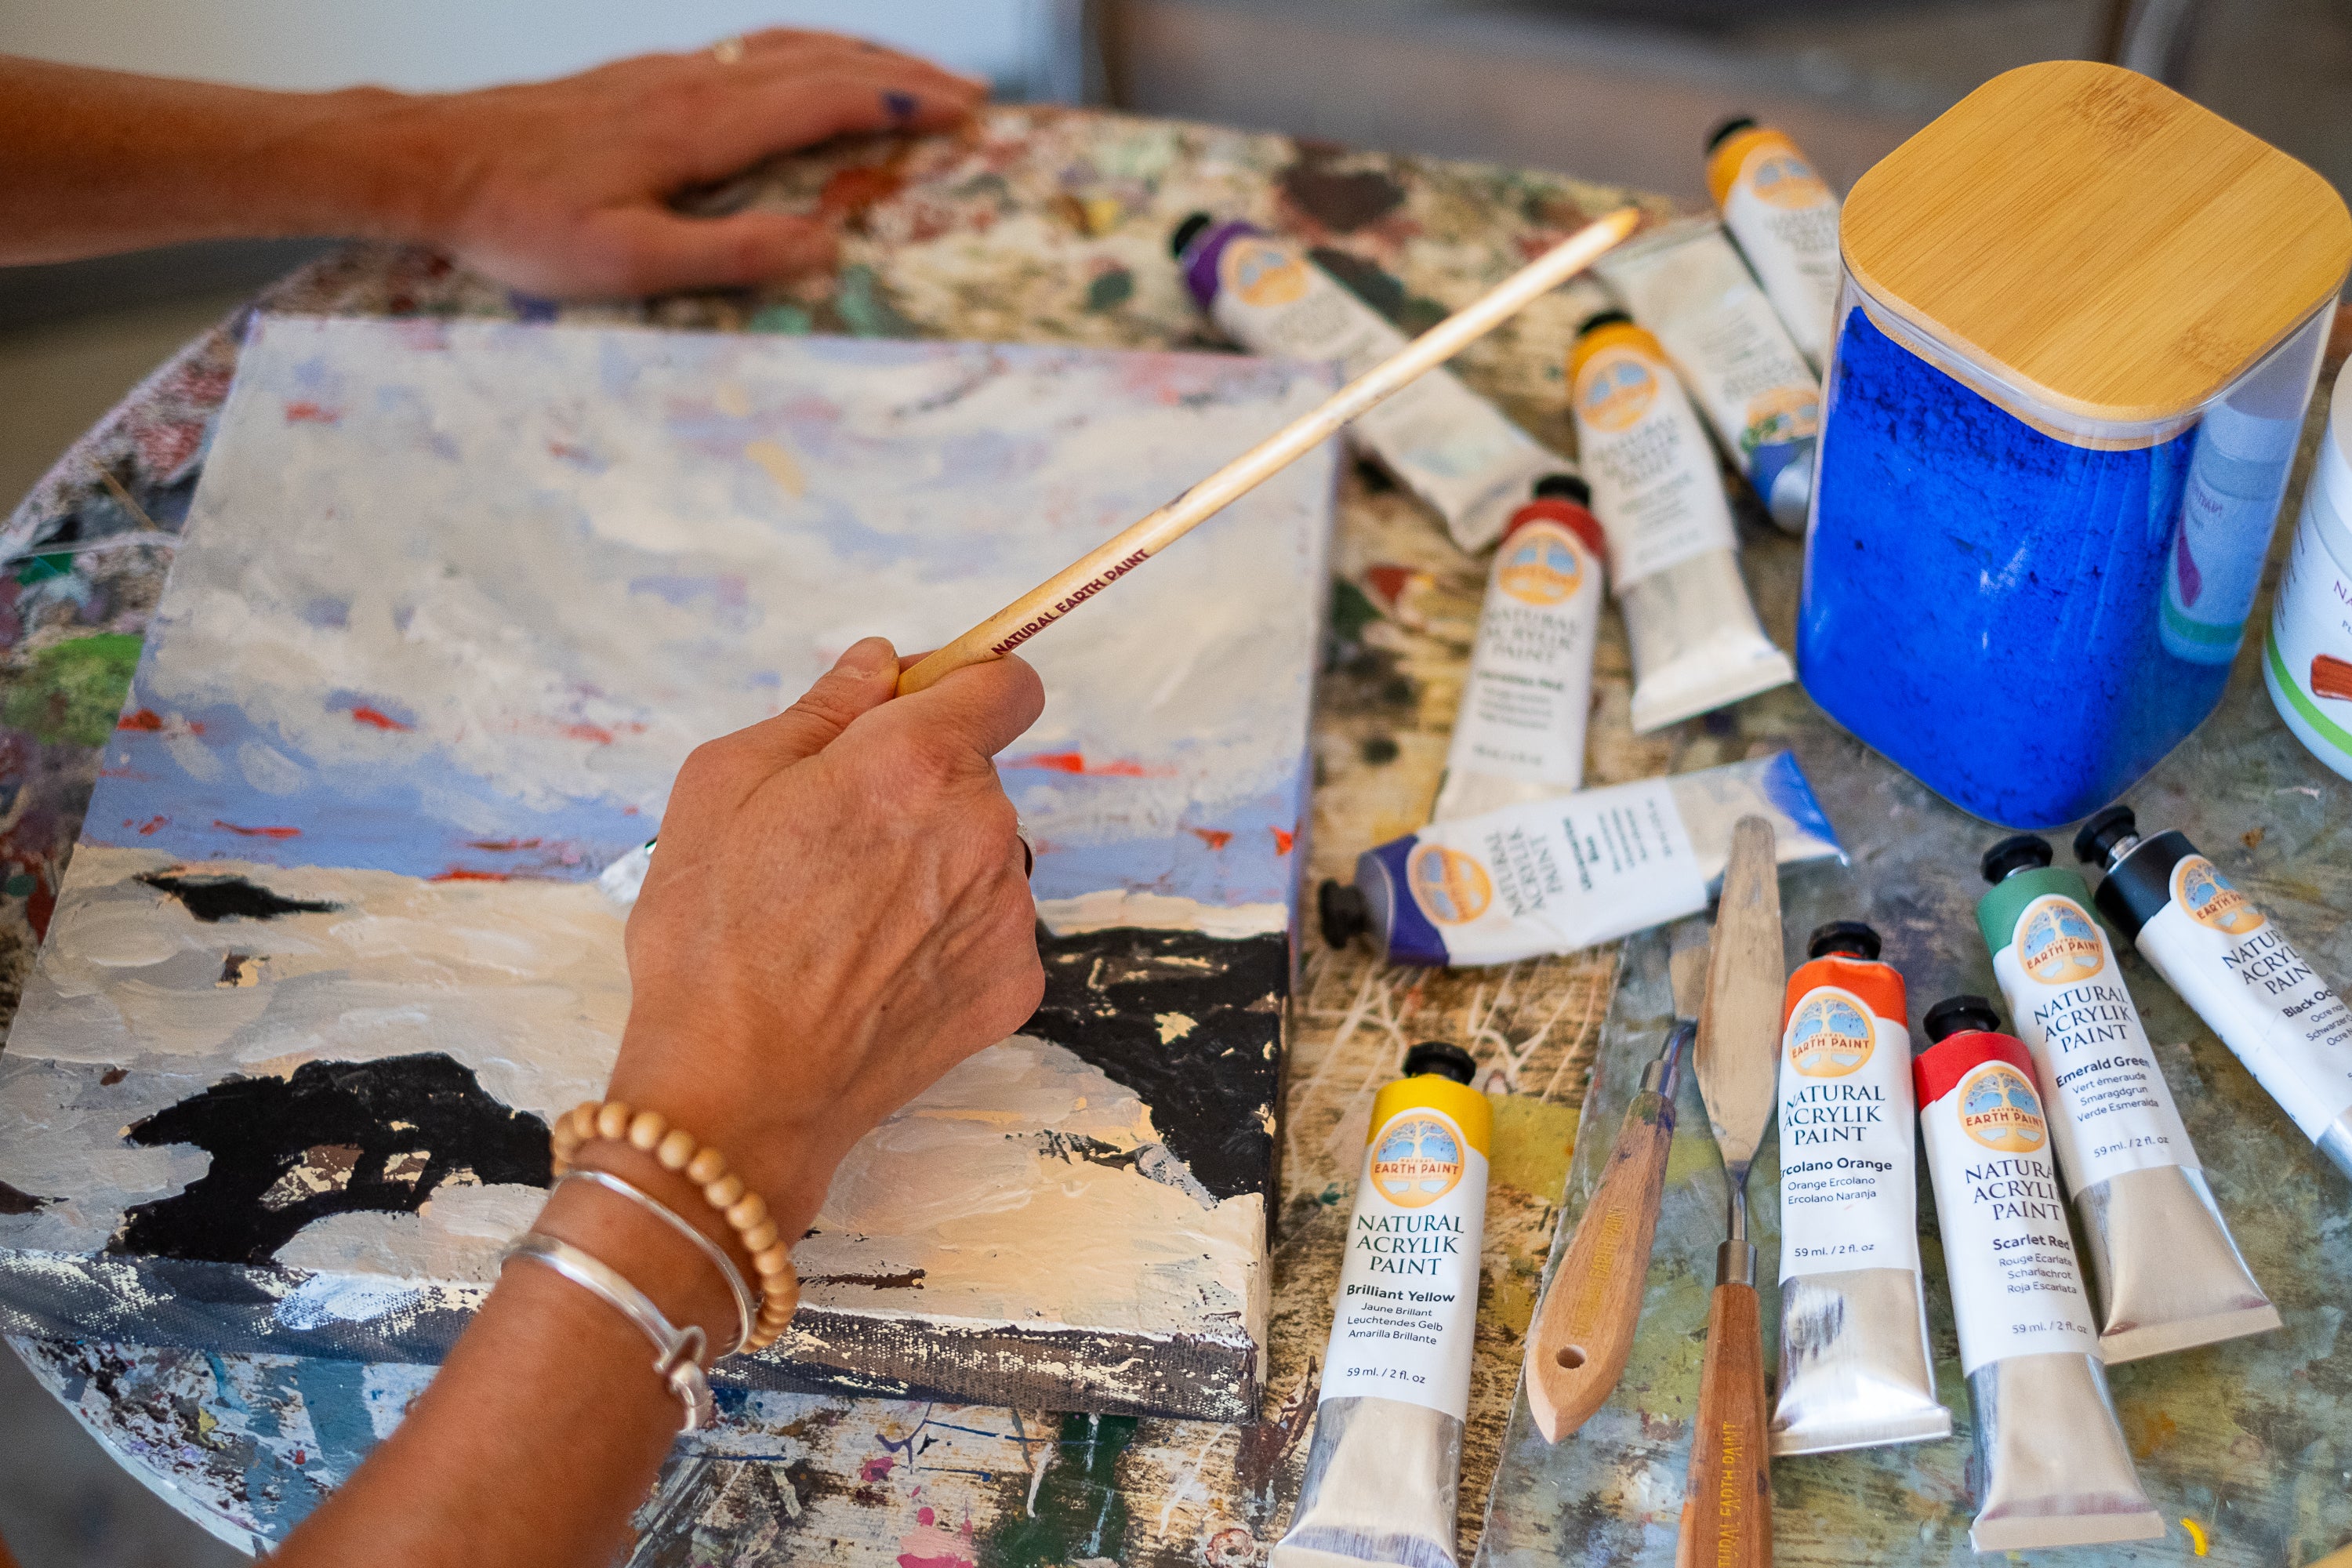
0, 0, 1073, 97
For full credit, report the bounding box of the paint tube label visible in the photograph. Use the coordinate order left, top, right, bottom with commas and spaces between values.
1207, 233, 1560, 552
1570, 332, 1740, 590
1712, 133, 1841, 366
1989, 891, 2196, 1189
2267, 486, 2352, 769
1917, 1038, 2100, 1377
1432, 517, 1602, 819
2138, 858, 2352, 1142
1324, 1083, 1491, 1421
1777, 977, 1919, 1283
2162, 422, 2299, 665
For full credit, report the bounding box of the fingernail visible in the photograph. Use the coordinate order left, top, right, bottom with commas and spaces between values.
838, 637, 895, 676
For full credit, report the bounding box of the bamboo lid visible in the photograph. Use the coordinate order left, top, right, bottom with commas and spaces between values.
1841, 60, 2352, 427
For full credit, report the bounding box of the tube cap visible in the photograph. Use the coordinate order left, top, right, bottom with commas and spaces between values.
1170, 212, 1213, 260
1806, 920, 1881, 961
1534, 474, 1592, 507
1923, 994, 2004, 1043
1402, 1040, 1477, 1085
2073, 804, 2140, 868
1707, 116, 1759, 154
1319, 879, 1370, 949
1576, 308, 1633, 339
1980, 833, 2053, 884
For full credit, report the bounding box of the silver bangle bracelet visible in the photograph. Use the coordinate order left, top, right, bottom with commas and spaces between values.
555, 1167, 756, 1356
503, 1232, 717, 1433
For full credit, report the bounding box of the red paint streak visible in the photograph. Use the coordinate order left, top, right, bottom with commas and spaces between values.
1004, 751, 1164, 778
431, 869, 510, 883
466, 838, 543, 852
548, 441, 591, 462
213, 820, 301, 840
860, 1455, 895, 1483
350, 706, 412, 731
26, 869, 54, 942
564, 723, 615, 745
821, 165, 905, 218
284, 401, 340, 425
116, 709, 165, 731
137, 816, 167, 837
916, 1507, 935, 1527
1363, 563, 1421, 610
1191, 828, 1233, 851
1272, 827, 1296, 855
895, 1555, 971, 1568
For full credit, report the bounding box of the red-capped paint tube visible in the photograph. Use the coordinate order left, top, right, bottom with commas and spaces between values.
1915, 996, 2161, 1553
1172, 214, 1573, 554
2076, 804, 2352, 1181
1769, 921, 1948, 1456
1431, 477, 1606, 822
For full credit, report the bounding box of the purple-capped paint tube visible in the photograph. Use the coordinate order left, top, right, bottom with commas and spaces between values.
1172, 214, 1573, 554
1915, 997, 2162, 1553
1318, 751, 1840, 968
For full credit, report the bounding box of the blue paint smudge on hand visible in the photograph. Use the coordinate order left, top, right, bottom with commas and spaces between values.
884, 89, 919, 122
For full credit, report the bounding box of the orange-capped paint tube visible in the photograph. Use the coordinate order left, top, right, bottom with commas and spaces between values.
1274, 1043, 1490, 1568
1770, 921, 1949, 1456
1568, 312, 1792, 733
1915, 997, 2162, 1553
1704, 118, 1842, 368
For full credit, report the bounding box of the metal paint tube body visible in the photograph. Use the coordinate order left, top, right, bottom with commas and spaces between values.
1771, 946, 1948, 1454
1914, 1025, 2161, 1552
1590, 218, 1822, 533
1430, 492, 1606, 822
1977, 861, 2276, 1360
1177, 217, 1570, 553
1704, 124, 1842, 368
1345, 750, 1840, 968
2089, 824, 2352, 1181
1568, 318, 1792, 732
1275, 1061, 1491, 1568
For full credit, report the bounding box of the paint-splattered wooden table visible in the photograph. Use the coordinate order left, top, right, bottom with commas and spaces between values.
5, 105, 2350, 1566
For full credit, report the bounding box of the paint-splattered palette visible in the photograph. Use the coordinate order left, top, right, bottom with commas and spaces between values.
0, 314, 1339, 1420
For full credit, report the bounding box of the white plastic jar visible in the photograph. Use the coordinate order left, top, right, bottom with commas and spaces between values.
2267, 356, 2352, 782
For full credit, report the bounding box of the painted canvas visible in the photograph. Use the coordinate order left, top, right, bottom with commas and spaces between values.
0, 314, 1338, 1420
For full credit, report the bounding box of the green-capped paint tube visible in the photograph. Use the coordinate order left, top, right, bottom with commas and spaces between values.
1274, 1043, 1490, 1568
1975, 835, 2277, 1363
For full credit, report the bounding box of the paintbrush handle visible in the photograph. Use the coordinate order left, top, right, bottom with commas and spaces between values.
895, 206, 1642, 695
1523, 1084, 1673, 1441
1677, 1280, 1772, 1568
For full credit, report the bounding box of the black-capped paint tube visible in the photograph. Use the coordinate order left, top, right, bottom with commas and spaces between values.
1915, 997, 2161, 1552
1274, 1043, 1488, 1568
2076, 804, 2352, 1182
1172, 214, 1573, 554
1975, 834, 2277, 1362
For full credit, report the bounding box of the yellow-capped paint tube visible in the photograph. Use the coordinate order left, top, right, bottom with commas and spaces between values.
1274, 1044, 1490, 1568
1704, 118, 1842, 368
1567, 312, 1794, 733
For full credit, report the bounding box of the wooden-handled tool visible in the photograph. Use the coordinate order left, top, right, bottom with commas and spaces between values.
1524, 921, 1710, 1441
1676, 816, 1782, 1568
896, 206, 1642, 695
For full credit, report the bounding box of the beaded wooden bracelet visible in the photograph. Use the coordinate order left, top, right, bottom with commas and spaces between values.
549, 1100, 800, 1354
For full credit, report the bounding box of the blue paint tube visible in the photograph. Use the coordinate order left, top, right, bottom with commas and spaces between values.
1172, 213, 1574, 553
1317, 751, 1841, 967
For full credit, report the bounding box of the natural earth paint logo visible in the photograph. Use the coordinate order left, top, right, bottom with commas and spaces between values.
1408, 844, 1493, 925
1370, 1114, 1465, 1207
1225, 238, 1309, 308
2019, 898, 2106, 985
1740, 384, 1822, 452
1575, 350, 1658, 434
2173, 855, 2265, 935
1788, 989, 1875, 1077
1748, 150, 1830, 209
1958, 1063, 2048, 1153
1496, 524, 1584, 605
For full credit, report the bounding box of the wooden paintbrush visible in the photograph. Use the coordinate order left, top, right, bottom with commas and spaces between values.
895, 206, 1641, 695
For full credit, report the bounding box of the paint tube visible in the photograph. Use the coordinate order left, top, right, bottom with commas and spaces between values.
1976, 834, 2277, 1362
1914, 997, 2164, 1553
1275, 1041, 1489, 1568
1769, 921, 1949, 1457
1589, 217, 1820, 534
1430, 477, 1606, 822
1704, 118, 1842, 369
2076, 804, 2352, 1182
1173, 214, 1572, 553
1317, 750, 1840, 967
1568, 312, 1793, 734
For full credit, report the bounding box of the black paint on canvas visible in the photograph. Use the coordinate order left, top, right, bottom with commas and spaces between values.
137, 871, 339, 923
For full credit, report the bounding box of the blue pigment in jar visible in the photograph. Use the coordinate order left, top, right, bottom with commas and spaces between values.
1795, 63, 2348, 829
